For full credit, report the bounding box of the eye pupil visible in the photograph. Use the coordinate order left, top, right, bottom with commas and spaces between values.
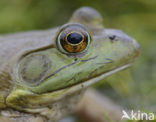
67, 33, 82, 44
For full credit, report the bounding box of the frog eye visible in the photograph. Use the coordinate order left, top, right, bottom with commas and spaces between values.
56, 24, 91, 54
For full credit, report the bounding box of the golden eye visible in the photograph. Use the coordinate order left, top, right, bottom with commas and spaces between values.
56, 24, 91, 54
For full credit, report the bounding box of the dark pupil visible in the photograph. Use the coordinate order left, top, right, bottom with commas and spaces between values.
67, 32, 82, 44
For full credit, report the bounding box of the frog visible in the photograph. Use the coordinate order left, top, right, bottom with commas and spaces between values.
0, 7, 140, 122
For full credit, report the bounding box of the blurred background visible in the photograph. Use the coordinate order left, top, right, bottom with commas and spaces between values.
0, 0, 155, 121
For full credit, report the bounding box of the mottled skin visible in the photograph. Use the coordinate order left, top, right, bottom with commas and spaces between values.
0, 7, 140, 122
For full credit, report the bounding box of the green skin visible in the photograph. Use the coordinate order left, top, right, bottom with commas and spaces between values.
0, 7, 140, 121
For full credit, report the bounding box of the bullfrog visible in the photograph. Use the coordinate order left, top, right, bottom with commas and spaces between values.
0, 7, 140, 122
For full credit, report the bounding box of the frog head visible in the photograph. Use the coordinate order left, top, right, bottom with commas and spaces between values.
0, 7, 140, 120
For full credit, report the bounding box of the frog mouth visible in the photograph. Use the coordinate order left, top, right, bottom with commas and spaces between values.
64, 63, 132, 93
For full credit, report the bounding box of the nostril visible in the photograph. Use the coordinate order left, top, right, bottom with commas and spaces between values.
109, 35, 116, 40
108, 35, 119, 43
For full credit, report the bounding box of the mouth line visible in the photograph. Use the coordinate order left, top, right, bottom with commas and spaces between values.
40, 62, 132, 94
36, 63, 132, 98
61, 63, 132, 94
